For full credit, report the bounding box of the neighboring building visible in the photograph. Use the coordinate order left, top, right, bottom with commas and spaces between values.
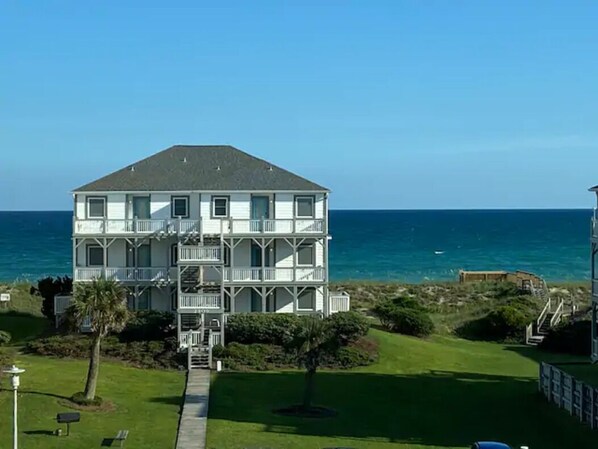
591, 185, 598, 361
67, 145, 349, 352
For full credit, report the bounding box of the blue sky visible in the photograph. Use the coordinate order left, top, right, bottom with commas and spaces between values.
1, 1, 597, 210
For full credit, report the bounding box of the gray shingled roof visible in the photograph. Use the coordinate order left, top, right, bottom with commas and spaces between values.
74, 145, 328, 192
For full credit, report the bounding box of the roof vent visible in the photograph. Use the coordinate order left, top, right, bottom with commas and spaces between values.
129, 165, 135, 172
182, 157, 187, 163
216, 165, 221, 171
268, 166, 273, 171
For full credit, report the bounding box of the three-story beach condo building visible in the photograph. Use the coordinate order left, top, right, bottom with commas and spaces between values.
591, 185, 598, 361
70, 145, 349, 351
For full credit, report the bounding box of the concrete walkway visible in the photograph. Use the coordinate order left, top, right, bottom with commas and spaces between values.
175, 370, 211, 449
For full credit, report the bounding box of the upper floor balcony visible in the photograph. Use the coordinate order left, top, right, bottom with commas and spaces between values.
178, 293, 223, 311
179, 246, 222, 264
74, 267, 176, 283
223, 267, 326, 283
74, 217, 326, 237
74, 218, 200, 237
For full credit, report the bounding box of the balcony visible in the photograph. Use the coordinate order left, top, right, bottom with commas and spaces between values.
223, 267, 325, 283
74, 267, 173, 283
178, 293, 222, 311
73, 218, 201, 236
178, 246, 222, 263
228, 219, 325, 235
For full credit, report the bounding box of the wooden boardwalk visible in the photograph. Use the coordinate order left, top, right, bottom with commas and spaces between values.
175, 370, 211, 449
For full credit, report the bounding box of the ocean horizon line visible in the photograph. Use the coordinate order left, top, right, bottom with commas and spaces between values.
0, 207, 594, 213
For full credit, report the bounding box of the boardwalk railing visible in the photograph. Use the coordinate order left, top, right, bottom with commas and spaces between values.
539, 362, 598, 429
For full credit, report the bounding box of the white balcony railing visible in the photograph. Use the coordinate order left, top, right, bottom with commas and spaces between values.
223, 267, 325, 283
179, 293, 222, 310
228, 219, 325, 235
74, 218, 200, 236
179, 246, 222, 263
74, 267, 172, 283
179, 331, 203, 349
329, 291, 350, 313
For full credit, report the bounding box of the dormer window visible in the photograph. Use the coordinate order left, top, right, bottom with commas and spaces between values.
171, 196, 189, 218
87, 197, 106, 218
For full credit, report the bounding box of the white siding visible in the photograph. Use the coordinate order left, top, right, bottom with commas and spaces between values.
276, 288, 294, 313
151, 194, 171, 219
275, 240, 293, 267
232, 240, 251, 266
108, 240, 126, 266
315, 239, 324, 267
107, 194, 126, 219
230, 193, 250, 219
233, 289, 251, 313
150, 287, 171, 312
315, 193, 325, 220
274, 194, 293, 219
189, 193, 200, 220
75, 195, 85, 219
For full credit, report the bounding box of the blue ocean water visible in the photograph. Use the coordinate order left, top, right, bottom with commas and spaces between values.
0, 210, 593, 283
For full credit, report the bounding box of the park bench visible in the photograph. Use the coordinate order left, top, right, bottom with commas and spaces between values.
114, 430, 129, 447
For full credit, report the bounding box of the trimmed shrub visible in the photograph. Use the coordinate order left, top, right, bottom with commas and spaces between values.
213, 342, 295, 370
119, 311, 175, 342
326, 311, 370, 345
484, 305, 531, 340
322, 342, 378, 368
388, 308, 434, 337
0, 330, 12, 346
373, 297, 433, 337
226, 313, 302, 345
540, 320, 591, 356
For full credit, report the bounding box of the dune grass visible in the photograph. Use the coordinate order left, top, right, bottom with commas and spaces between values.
0, 354, 185, 448
207, 329, 596, 449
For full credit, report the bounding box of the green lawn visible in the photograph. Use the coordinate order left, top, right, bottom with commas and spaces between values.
0, 354, 185, 448
207, 329, 597, 449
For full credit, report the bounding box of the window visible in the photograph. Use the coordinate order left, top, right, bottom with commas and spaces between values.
295, 196, 314, 218
298, 289, 315, 310
87, 197, 106, 218
212, 196, 229, 217
171, 196, 189, 218
171, 244, 178, 267
87, 246, 103, 266
297, 244, 314, 266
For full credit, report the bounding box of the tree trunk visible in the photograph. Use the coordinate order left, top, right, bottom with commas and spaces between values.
84, 335, 101, 400
303, 368, 316, 410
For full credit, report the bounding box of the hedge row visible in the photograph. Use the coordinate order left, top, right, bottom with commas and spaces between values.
27, 335, 185, 369
212, 337, 378, 371
226, 311, 370, 346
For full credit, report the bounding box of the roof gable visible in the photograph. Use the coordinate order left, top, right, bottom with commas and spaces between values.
74, 145, 328, 192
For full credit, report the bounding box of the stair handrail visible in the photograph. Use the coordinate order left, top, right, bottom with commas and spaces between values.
525, 323, 533, 345
208, 329, 213, 369
537, 297, 551, 329
550, 299, 565, 327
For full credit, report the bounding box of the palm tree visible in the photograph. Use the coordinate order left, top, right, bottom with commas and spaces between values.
291, 316, 336, 410
69, 278, 129, 400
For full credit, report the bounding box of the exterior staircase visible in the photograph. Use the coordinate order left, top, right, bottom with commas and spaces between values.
187, 328, 212, 370
525, 280, 568, 345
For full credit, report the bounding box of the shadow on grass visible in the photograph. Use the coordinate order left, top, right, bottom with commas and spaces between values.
149, 395, 185, 406
21, 389, 70, 401
24, 430, 55, 436
209, 370, 595, 449
0, 311, 50, 344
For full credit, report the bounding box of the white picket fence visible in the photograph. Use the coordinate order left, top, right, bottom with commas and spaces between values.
539, 362, 598, 429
